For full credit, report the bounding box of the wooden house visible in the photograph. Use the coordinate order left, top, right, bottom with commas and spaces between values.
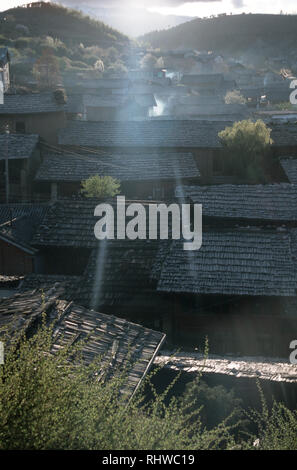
0, 92, 66, 143
57, 120, 229, 179
34, 150, 200, 201
0, 204, 48, 275
0, 134, 40, 202
280, 157, 297, 184
0, 286, 165, 400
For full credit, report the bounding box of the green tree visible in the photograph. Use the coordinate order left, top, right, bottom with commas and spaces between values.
81, 175, 120, 198
224, 90, 246, 105
140, 53, 158, 70
218, 119, 273, 181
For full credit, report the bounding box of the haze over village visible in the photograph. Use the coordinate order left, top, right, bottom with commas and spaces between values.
0, 0, 297, 452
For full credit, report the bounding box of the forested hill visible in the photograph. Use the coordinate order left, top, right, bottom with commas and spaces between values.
139, 14, 297, 54
0, 2, 129, 48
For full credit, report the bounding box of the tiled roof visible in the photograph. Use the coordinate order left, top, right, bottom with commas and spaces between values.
77, 240, 162, 310
0, 134, 39, 160
0, 204, 49, 252
175, 184, 297, 222
35, 151, 200, 182
280, 157, 297, 184
58, 120, 297, 149
19, 274, 82, 300
156, 229, 297, 297
58, 120, 229, 148
0, 93, 66, 114
0, 286, 165, 399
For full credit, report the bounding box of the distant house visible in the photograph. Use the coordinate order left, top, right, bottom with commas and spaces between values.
0, 134, 40, 202
83, 93, 157, 121
34, 151, 200, 200
0, 286, 165, 400
57, 120, 228, 179
0, 204, 48, 275
0, 47, 10, 93
180, 74, 235, 97
279, 157, 297, 184
0, 92, 66, 143
175, 184, 297, 225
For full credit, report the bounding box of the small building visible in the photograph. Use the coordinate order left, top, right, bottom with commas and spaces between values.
0, 204, 49, 275
175, 183, 297, 225
280, 157, 297, 184
0, 92, 66, 143
0, 47, 10, 93
57, 120, 229, 179
35, 150, 200, 200
0, 134, 40, 202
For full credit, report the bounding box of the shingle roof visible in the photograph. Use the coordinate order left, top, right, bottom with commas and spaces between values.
35, 151, 200, 182
19, 274, 82, 300
77, 240, 162, 310
0, 134, 39, 160
0, 93, 66, 114
0, 286, 165, 399
58, 120, 297, 149
0, 204, 49, 252
58, 120, 229, 148
32, 199, 107, 248
156, 229, 297, 297
280, 157, 297, 184
175, 184, 297, 222
181, 74, 224, 86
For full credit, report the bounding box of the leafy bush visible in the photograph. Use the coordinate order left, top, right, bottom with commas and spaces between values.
81, 175, 121, 198
218, 119, 273, 180
0, 323, 232, 450
225, 90, 247, 105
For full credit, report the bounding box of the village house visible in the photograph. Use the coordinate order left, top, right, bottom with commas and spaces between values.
280, 156, 297, 184
57, 120, 226, 179
0, 92, 67, 143
34, 150, 200, 200
0, 285, 165, 400
180, 73, 235, 97
0, 134, 40, 202
57, 119, 297, 181
0, 47, 10, 93
0, 204, 49, 275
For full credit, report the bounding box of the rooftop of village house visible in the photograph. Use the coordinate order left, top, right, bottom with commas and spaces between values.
0, 286, 165, 399
175, 183, 297, 223
0, 134, 39, 160
0, 92, 66, 114
35, 151, 200, 183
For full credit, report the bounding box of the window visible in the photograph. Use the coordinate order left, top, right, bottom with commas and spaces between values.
15, 121, 26, 133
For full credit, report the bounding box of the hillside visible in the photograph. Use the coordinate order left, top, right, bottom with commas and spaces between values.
0, 2, 129, 47
0, 2, 131, 86
139, 14, 297, 56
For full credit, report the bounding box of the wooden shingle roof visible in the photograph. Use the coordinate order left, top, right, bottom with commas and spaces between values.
280, 157, 297, 184
156, 229, 297, 297
58, 120, 229, 148
0, 93, 66, 114
35, 151, 200, 183
0, 204, 49, 253
58, 120, 297, 149
0, 134, 39, 160
176, 184, 297, 222
0, 286, 165, 399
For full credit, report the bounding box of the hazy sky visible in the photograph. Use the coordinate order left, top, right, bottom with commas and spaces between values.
1, 0, 297, 16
